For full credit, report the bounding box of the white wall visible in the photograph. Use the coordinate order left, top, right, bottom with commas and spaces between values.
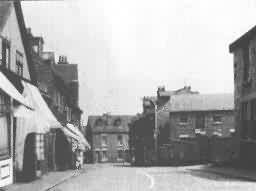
1, 3, 31, 80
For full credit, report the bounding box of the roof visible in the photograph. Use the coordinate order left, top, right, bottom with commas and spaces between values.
165, 93, 234, 112
87, 115, 134, 129
52, 64, 78, 83
229, 25, 256, 52
0, 2, 11, 32
14, 2, 37, 85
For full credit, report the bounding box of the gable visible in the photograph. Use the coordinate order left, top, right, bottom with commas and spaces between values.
0, 2, 31, 81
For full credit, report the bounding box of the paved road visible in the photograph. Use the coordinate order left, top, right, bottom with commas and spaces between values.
49, 164, 256, 191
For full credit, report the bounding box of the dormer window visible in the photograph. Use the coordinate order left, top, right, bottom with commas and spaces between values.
113, 118, 121, 127
95, 118, 104, 127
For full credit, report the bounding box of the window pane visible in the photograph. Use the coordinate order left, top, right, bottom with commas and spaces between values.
0, 116, 9, 157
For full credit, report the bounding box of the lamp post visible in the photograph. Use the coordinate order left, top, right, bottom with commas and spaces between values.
149, 100, 158, 164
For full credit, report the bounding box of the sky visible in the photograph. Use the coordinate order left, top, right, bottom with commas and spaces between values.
21, 0, 256, 121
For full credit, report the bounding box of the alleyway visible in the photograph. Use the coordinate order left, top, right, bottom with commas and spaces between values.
48, 164, 256, 191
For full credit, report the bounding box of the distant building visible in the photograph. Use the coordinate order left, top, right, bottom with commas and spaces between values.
166, 94, 234, 139
229, 25, 256, 167
86, 114, 133, 163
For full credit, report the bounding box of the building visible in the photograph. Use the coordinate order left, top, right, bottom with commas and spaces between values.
86, 114, 133, 163
166, 94, 234, 139
0, 1, 38, 186
26, 30, 89, 172
229, 25, 256, 168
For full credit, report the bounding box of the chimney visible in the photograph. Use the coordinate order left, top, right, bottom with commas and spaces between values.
58, 55, 68, 64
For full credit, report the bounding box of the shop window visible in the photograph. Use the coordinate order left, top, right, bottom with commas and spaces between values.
16, 51, 23, 77
0, 116, 10, 159
0, 93, 10, 159
36, 134, 45, 161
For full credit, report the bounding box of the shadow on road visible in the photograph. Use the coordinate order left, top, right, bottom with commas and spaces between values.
186, 166, 255, 183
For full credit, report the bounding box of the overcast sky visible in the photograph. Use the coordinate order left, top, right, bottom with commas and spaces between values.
21, 0, 256, 121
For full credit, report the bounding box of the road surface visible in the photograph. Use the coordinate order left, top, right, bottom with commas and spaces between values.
49, 163, 256, 191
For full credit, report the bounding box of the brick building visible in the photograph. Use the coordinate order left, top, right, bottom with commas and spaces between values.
166, 94, 234, 139
86, 114, 133, 163
229, 25, 256, 167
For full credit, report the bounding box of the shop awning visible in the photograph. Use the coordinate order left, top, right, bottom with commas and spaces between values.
14, 81, 62, 132
66, 123, 91, 150
0, 71, 32, 108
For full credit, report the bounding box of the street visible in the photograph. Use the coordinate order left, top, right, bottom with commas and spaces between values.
49, 164, 256, 191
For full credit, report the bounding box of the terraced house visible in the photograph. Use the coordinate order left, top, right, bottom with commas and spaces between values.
229, 25, 256, 168
86, 114, 133, 163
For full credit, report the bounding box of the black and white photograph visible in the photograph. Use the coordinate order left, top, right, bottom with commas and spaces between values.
0, 0, 256, 190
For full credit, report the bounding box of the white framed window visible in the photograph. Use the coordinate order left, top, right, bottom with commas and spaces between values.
101, 151, 108, 162
117, 135, 123, 146
213, 115, 223, 124
101, 135, 107, 147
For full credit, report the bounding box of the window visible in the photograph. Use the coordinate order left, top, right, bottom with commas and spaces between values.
213, 115, 222, 123
0, 92, 10, 159
101, 135, 107, 146
243, 46, 250, 83
180, 114, 188, 123
95, 118, 104, 127
16, 51, 23, 77
117, 150, 123, 160
113, 118, 121, 127
117, 135, 123, 146
1, 38, 10, 68
36, 134, 45, 161
101, 151, 108, 162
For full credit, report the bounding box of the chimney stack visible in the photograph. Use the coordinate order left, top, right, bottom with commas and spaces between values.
58, 55, 68, 64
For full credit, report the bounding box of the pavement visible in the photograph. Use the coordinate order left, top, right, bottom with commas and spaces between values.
3, 164, 256, 191
2, 165, 92, 191
199, 164, 256, 181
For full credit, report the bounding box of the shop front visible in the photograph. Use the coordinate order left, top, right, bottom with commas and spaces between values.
0, 71, 32, 187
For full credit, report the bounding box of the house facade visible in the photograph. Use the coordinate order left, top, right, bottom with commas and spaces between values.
87, 114, 133, 163
229, 25, 256, 167
166, 94, 235, 139
0, 1, 37, 186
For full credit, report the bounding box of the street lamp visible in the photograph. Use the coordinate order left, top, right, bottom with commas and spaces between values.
149, 100, 159, 164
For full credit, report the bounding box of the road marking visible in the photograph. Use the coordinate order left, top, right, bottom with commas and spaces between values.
136, 170, 155, 189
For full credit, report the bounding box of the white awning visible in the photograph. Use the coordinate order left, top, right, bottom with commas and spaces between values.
14, 81, 62, 132
67, 123, 91, 150
0, 71, 32, 108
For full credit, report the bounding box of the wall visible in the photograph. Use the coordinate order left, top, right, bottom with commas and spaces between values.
1, 4, 31, 80
92, 133, 129, 162
169, 110, 234, 139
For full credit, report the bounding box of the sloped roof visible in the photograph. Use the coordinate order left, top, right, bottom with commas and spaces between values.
0, 2, 11, 32
52, 64, 78, 83
229, 25, 256, 52
87, 115, 134, 129
165, 93, 234, 112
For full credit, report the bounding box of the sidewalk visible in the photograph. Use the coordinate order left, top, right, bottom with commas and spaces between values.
199, 165, 256, 181
3, 167, 87, 191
